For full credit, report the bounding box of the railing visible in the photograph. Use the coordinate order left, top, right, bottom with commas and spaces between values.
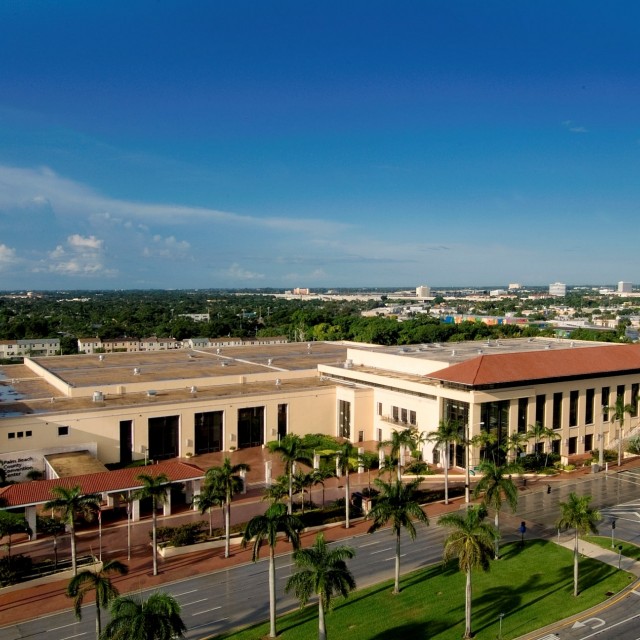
379, 415, 418, 428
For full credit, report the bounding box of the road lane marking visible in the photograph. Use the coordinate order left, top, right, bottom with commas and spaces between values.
359, 540, 382, 548
384, 554, 406, 561
182, 598, 208, 606
370, 547, 393, 554
60, 634, 87, 640
175, 589, 198, 597
49, 623, 78, 631
192, 606, 222, 616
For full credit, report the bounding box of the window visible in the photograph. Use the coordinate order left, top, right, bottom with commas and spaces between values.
401, 408, 408, 423
568, 436, 577, 455
617, 385, 625, 401
518, 398, 528, 433
552, 392, 562, 430
17, 432, 23, 438
58, 426, 69, 436
8, 432, 15, 439
377, 428, 382, 442
569, 390, 579, 427
339, 400, 351, 439
584, 434, 593, 451
409, 410, 417, 426
632, 383, 640, 417
392, 406, 399, 421
358, 430, 364, 442
377, 402, 382, 416
602, 387, 610, 421
585, 388, 595, 424
535, 395, 545, 426
26, 430, 32, 437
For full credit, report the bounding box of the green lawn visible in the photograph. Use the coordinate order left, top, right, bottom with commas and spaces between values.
584, 535, 640, 561
210, 540, 633, 640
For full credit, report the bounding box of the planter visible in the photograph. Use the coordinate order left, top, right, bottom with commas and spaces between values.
158, 534, 243, 558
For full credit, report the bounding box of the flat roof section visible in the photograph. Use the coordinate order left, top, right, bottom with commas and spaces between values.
45, 451, 108, 477
29, 341, 351, 390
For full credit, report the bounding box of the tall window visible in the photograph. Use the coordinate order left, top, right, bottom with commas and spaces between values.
569, 390, 579, 427
535, 395, 545, 425
195, 411, 223, 454
339, 400, 351, 439
277, 404, 288, 440
480, 400, 509, 465
632, 383, 639, 417
617, 385, 625, 402
238, 407, 264, 448
552, 392, 562, 430
518, 398, 528, 433
585, 388, 595, 425
148, 415, 179, 460
443, 399, 469, 467
602, 387, 610, 421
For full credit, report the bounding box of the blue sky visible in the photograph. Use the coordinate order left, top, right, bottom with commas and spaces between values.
1, 1, 639, 290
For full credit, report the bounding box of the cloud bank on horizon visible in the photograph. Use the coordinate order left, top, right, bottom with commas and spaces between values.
0, 2, 639, 290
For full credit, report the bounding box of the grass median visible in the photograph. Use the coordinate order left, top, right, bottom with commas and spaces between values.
210, 539, 633, 640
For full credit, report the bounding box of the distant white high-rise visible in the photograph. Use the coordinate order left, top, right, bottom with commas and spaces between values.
416, 285, 431, 298
508, 283, 522, 290
618, 281, 632, 293
549, 282, 566, 296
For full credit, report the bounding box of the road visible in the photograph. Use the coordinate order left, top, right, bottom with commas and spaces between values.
2, 469, 640, 640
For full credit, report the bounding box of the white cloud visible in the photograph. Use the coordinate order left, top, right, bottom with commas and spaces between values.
0, 244, 16, 267
225, 263, 265, 280
68, 234, 103, 249
0, 164, 350, 235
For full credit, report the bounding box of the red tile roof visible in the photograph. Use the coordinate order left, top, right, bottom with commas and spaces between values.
0, 461, 205, 508
427, 343, 640, 388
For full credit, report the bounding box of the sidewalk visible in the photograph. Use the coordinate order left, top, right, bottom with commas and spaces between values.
555, 534, 640, 577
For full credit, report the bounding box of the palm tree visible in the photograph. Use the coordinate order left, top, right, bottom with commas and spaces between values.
379, 428, 418, 480
334, 440, 358, 528
285, 533, 356, 640
426, 419, 463, 504
293, 469, 315, 514
439, 505, 498, 639
311, 468, 334, 508
66, 559, 128, 639
366, 477, 429, 594
267, 434, 312, 515
605, 394, 637, 466
192, 482, 225, 538
526, 422, 559, 466
44, 485, 100, 575
263, 476, 288, 504
102, 592, 186, 640
470, 431, 498, 462
556, 492, 601, 596
37, 516, 65, 571
133, 473, 171, 576
205, 457, 250, 558
473, 460, 520, 558
242, 502, 304, 638
0, 511, 32, 559
503, 431, 528, 463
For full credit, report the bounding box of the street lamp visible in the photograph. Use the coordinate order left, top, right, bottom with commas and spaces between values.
498, 612, 505, 640
598, 407, 605, 470
465, 421, 483, 504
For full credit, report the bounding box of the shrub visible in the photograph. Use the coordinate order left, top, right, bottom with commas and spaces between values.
626, 437, 640, 455
0, 554, 33, 587
405, 461, 432, 475
152, 521, 207, 547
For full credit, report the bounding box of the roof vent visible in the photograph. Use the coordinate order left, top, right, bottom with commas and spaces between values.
478, 349, 483, 355
216, 348, 221, 354
344, 359, 353, 369
546, 344, 551, 350
92, 391, 104, 403
451, 350, 456, 356
221, 361, 226, 367
98, 355, 104, 362
275, 378, 281, 387
133, 368, 140, 375
190, 386, 197, 394
268, 358, 272, 366
147, 389, 157, 398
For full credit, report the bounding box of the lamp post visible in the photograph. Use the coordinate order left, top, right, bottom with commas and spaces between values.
498, 612, 505, 640
599, 407, 605, 470
465, 421, 483, 504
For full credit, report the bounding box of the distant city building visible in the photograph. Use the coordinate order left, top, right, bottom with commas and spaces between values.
179, 313, 210, 322
618, 281, 633, 293
0, 339, 60, 358
490, 289, 507, 297
508, 283, 522, 290
416, 285, 431, 298
549, 282, 567, 297
292, 288, 310, 295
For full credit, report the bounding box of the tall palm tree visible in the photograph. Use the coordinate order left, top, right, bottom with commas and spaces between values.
268, 434, 312, 515
133, 473, 171, 576
293, 469, 315, 514
526, 422, 559, 466
44, 485, 100, 576
205, 457, 250, 558
470, 431, 498, 462
556, 492, 601, 596
472, 460, 520, 558
311, 468, 334, 508
426, 419, 463, 504
439, 505, 498, 639
605, 394, 637, 466
192, 482, 225, 538
334, 440, 358, 528
242, 502, 304, 638
285, 533, 356, 640
503, 432, 528, 463
366, 476, 429, 594
102, 592, 186, 640
263, 476, 288, 504
0, 511, 32, 559
66, 559, 128, 639
38, 516, 65, 571
379, 428, 418, 480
